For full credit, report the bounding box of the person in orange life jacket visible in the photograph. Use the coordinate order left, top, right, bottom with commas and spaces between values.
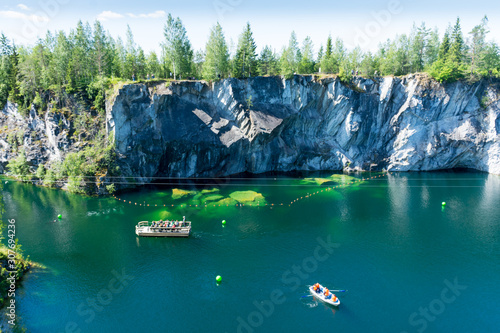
324, 288, 332, 299
314, 283, 321, 293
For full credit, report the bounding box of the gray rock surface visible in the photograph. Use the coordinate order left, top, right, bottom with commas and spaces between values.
1, 74, 499, 189
106, 74, 500, 181
0, 101, 73, 173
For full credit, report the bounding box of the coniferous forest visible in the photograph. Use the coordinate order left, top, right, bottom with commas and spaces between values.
1, 14, 499, 114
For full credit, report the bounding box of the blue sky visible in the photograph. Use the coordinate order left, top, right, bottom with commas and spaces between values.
1, 0, 499, 56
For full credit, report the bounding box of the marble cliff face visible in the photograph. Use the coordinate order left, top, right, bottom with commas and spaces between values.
2, 74, 499, 190
106, 74, 500, 182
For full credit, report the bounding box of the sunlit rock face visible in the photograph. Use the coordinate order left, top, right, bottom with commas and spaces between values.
105, 74, 500, 181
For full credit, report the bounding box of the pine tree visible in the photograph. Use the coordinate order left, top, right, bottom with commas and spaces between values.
146, 51, 160, 78
136, 47, 147, 79
70, 20, 93, 90
360, 51, 377, 77
395, 34, 411, 75
93, 20, 111, 76
111, 36, 126, 78
258, 45, 278, 76
321, 35, 334, 73
425, 28, 440, 68
438, 17, 466, 81
0, 33, 12, 109
482, 43, 500, 76
410, 23, 430, 73
449, 18, 465, 63
8, 45, 21, 105
468, 16, 489, 75
233, 22, 257, 78
331, 38, 346, 74
53, 31, 71, 87
325, 35, 332, 58
298, 36, 315, 74
124, 25, 137, 80
438, 28, 451, 60
280, 31, 300, 77
202, 22, 229, 80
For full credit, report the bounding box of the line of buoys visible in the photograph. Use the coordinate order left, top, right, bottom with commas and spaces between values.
112, 173, 390, 210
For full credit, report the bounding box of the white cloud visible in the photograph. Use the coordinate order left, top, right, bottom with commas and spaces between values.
97, 11, 124, 21
127, 10, 167, 19
17, 4, 31, 11
0, 10, 49, 23
143, 10, 166, 18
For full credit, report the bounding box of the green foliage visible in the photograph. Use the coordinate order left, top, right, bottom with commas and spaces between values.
338, 66, 352, 83
0, 244, 31, 308
36, 164, 46, 179
106, 183, 116, 194
280, 31, 300, 78
0, 33, 14, 110
428, 18, 467, 82
298, 36, 315, 74
429, 55, 466, 82
87, 76, 112, 114
163, 14, 194, 79
6, 150, 31, 182
0, 15, 499, 124
234, 23, 257, 78
202, 22, 229, 80
246, 95, 253, 110
33, 91, 42, 110
44, 168, 57, 187
258, 45, 279, 76
62, 131, 117, 194
480, 95, 491, 109
468, 16, 490, 76
146, 51, 161, 78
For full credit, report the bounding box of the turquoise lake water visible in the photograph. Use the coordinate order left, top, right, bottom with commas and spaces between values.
1, 171, 500, 332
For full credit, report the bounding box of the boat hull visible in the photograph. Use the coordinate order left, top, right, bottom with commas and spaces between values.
135, 225, 191, 237
135, 230, 190, 237
309, 285, 340, 307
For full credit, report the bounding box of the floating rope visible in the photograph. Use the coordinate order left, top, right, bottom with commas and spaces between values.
112, 173, 391, 209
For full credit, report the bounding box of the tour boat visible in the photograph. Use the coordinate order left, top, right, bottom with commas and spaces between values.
309, 284, 340, 307
135, 220, 191, 237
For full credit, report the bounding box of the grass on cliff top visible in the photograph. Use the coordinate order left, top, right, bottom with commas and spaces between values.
106, 78, 174, 103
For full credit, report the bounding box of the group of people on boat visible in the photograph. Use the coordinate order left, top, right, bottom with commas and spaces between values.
313, 283, 337, 301
151, 217, 186, 229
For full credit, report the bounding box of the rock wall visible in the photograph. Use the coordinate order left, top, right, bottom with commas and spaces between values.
106, 74, 500, 182
0, 102, 73, 173
2, 74, 499, 187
